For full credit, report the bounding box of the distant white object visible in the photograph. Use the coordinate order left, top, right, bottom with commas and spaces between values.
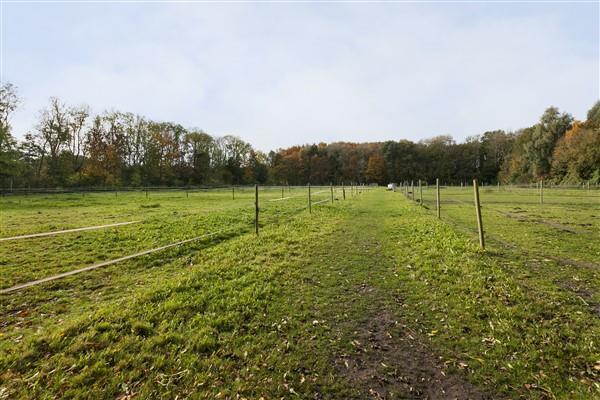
387, 183, 397, 191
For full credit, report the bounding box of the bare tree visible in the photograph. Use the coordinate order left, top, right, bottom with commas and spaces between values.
0, 82, 20, 150
25, 97, 72, 179
68, 105, 90, 173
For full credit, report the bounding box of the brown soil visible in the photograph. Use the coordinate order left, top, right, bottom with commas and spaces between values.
335, 309, 493, 399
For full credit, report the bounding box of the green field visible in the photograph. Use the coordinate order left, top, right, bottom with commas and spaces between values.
0, 187, 599, 399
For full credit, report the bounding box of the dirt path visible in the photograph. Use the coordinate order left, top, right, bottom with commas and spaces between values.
304, 193, 491, 399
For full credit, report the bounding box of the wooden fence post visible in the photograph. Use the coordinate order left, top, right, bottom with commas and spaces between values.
473, 179, 485, 249
232, 186, 235, 200
540, 179, 543, 204
308, 183, 312, 213
343, 187, 346, 200
255, 184, 259, 235
419, 180, 422, 206
330, 182, 334, 203
436, 178, 440, 219
282, 186, 284, 199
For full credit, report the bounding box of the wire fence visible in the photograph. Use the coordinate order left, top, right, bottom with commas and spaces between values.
395, 180, 599, 268
0, 183, 370, 196
1, 184, 372, 294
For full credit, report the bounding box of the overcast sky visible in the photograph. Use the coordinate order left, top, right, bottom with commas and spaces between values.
2, 1, 598, 151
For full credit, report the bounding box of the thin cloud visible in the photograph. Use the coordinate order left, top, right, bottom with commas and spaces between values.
3, 3, 598, 151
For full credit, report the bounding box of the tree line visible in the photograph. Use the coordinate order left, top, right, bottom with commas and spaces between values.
1, 82, 598, 188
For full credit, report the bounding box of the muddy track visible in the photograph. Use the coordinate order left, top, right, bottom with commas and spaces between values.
318, 195, 492, 399
334, 307, 492, 399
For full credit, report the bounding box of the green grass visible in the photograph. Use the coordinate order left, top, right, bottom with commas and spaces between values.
416, 185, 600, 309
420, 186, 599, 265
0, 187, 334, 289
1, 188, 598, 398
384, 200, 599, 398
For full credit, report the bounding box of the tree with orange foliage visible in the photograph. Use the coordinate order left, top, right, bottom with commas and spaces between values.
366, 153, 386, 184
551, 115, 600, 184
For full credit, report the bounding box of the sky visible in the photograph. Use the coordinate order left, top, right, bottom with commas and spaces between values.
1, 1, 598, 151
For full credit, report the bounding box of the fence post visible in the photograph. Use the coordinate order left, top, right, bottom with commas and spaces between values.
255, 184, 259, 235
540, 179, 543, 204
473, 179, 485, 249
330, 182, 334, 203
436, 178, 440, 219
308, 183, 312, 213
282, 186, 284, 199
232, 186, 235, 200
343, 186, 346, 200
419, 180, 422, 206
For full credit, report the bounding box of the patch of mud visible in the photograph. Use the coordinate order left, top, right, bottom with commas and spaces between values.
335, 311, 492, 399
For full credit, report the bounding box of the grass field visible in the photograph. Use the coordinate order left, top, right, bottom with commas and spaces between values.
420, 185, 599, 264
0, 187, 336, 289
417, 185, 600, 310
0, 186, 599, 399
